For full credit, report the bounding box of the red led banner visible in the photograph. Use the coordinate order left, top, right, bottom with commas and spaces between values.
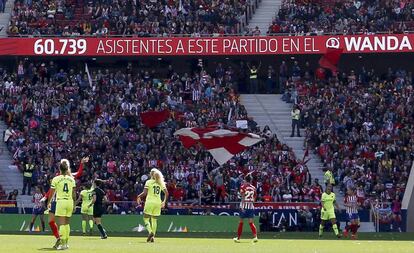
0, 34, 413, 56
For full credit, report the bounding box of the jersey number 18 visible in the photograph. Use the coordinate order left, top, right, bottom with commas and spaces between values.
153, 186, 160, 195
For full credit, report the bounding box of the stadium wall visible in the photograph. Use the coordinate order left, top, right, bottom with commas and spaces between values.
402, 161, 414, 232
0, 214, 259, 233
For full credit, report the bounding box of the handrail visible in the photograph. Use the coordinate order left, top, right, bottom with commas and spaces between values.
370, 201, 380, 232
370, 201, 393, 232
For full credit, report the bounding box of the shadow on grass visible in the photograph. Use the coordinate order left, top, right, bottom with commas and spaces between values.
37, 247, 55, 251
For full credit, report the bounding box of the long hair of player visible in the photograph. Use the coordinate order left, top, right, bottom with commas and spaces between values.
151, 168, 166, 189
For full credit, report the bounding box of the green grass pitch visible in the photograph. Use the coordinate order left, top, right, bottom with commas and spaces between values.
0, 234, 413, 253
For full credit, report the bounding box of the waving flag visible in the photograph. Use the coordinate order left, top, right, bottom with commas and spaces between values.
85, 63, 93, 87
140, 109, 170, 128
319, 47, 343, 73
174, 127, 263, 165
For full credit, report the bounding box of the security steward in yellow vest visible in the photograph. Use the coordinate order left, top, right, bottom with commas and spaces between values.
248, 62, 261, 93
23, 159, 35, 195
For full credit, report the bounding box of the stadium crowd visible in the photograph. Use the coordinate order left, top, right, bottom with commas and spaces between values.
0, 60, 323, 213
281, 60, 411, 211
268, 0, 414, 35
9, 0, 251, 36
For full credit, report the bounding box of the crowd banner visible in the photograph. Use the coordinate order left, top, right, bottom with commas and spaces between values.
0, 34, 413, 56
0, 214, 258, 233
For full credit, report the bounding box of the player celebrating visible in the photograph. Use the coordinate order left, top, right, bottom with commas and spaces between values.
343, 188, 360, 239
30, 186, 45, 232
47, 159, 76, 250
233, 173, 258, 243
137, 168, 169, 243
76, 183, 94, 235
89, 179, 108, 239
319, 184, 341, 238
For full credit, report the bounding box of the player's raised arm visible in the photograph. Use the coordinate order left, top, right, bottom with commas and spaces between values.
72, 157, 89, 179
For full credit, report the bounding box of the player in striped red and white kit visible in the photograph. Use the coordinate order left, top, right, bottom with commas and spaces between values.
234, 173, 258, 243
343, 188, 360, 239
30, 186, 46, 232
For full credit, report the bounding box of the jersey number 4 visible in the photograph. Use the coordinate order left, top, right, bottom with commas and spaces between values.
63, 183, 69, 193
153, 186, 160, 195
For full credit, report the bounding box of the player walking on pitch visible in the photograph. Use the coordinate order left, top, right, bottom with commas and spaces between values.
30, 186, 46, 232
137, 168, 169, 243
343, 188, 360, 239
47, 159, 76, 250
234, 173, 258, 243
76, 183, 94, 235
42, 157, 88, 248
319, 184, 341, 238
89, 179, 108, 239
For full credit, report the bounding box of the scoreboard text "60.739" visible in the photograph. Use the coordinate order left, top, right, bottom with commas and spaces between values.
33, 39, 87, 55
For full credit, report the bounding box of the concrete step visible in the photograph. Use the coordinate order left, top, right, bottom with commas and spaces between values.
241, 94, 344, 203
248, 0, 281, 35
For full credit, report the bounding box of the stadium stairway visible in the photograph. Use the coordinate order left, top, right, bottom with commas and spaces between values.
241, 94, 345, 207
0, 0, 14, 37
0, 121, 23, 194
247, 0, 282, 35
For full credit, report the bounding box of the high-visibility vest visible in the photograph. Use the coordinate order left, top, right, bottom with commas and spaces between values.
23, 164, 34, 178
250, 69, 257, 79
324, 170, 335, 185
291, 109, 300, 120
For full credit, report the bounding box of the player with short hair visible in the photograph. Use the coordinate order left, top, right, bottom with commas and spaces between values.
30, 186, 45, 232
90, 179, 108, 239
233, 173, 258, 243
47, 159, 76, 250
343, 188, 360, 239
137, 168, 169, 243
319, 184, 341, 238
76, 183, 94, 235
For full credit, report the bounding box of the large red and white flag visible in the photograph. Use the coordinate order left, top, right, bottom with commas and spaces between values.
174, 127, 263, 165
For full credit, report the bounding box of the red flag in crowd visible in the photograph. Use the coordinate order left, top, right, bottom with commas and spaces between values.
174, 127, 264, 165
319, 47, 343, 73
140, 109, 170, 128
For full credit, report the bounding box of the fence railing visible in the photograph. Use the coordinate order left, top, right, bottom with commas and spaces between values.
371, 201, 393, 232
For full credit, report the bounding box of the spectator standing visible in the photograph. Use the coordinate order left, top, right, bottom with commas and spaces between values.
290, 104, 301, 137
0, 0, 4, 13
324, 168, 335, 188
23, 158, 35, 195
247, 62, 261, 94
266, 66, 276, 94
279, 61, 288, 93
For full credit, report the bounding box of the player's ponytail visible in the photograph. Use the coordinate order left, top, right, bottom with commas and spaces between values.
151, 168, 165, 189
59, 159, 70, 174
